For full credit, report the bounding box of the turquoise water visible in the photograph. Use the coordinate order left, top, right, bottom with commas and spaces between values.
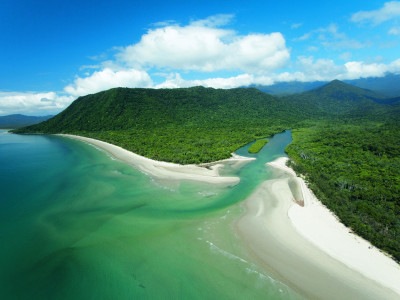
0, 129, 306, 299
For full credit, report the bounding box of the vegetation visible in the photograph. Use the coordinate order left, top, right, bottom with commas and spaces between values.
14, 87, 310, 164
286, 121, 400, 261
13, 80, 400, 261
248, 139, 269, 153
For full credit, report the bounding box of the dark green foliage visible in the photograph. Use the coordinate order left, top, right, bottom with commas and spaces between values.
286, 121, 400, 262
14, 87, 302, 163
248, 139, 269, 153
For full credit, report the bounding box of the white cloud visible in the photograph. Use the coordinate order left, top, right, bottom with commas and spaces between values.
291, 23, 303, 29
294, 33, 311, 41
296, 56, 346, 81
294, 57, 400, 81
79, 64, 100, 71
339, 52, 352, 60
155, 73, 270, 89
351, 1, 400, 25
307, 46, 319, 52
152, 57, 400, 89
294, 24, 365, 50
190, 14, 234, 27
64, 68, 153, 97
389, 27, 400, 35
117, 16, 290, 73
0, 92, 73, 115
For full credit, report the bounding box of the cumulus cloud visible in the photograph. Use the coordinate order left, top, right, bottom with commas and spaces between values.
0, 92, 73, 115
351, 1, 400, 25
152, 58, 400, 90
293, 57, 400, 81
154, 73, 267, 89
117, 16, 290, 73
64, 68, 153, 97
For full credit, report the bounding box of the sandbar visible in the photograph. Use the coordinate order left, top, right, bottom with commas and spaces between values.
58, 134, 254, 185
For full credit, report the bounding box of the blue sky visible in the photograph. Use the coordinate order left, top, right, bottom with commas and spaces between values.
1, 0, 400, 115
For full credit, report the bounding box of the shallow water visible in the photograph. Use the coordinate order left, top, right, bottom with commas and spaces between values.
0, 129, 306, 299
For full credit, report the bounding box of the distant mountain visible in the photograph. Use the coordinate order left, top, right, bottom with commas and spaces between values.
254, 73, 400, 97
0, 114, 53, 128
306, 79, 384, 101
253, 81, 327, 95
344, 73, 400, 97
284, 80, 389, 117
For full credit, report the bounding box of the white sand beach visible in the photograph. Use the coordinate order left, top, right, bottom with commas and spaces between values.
236, 156, 400, 300
58, 134, 254, 185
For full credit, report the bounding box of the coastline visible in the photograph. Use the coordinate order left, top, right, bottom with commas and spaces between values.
236, 156, 400, 299
58, 134, 255, 185
57, 134, 400, 298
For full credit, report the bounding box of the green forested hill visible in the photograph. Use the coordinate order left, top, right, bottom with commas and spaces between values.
14, 81, 400, 261
17, 87, 303, 132
15, 87, 311, 163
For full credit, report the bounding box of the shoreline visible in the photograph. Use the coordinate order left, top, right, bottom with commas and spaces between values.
236, 156, 400, 299
276, 156, 400, 296
58, 134, 255, 185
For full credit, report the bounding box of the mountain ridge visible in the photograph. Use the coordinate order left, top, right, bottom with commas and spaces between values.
0, 114, 53, 128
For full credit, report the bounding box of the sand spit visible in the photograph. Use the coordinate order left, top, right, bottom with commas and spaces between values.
58, 134, 254, 185
236, 157, 400, 300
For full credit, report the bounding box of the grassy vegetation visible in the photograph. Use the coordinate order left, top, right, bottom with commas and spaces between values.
13, 81, 400, 261
248, 139, 269, 153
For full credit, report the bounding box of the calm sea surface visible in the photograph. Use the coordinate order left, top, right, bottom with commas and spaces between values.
0, 129, 306, 299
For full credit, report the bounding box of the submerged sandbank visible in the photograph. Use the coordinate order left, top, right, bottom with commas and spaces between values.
236, 156, 400, 300
58, 134, 254, 185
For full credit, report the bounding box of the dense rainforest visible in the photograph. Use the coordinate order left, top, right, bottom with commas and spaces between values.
13, 80, 400, 262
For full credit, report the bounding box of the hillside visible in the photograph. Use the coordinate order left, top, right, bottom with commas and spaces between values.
15, 87, 313, 163
0, 114, 53, 128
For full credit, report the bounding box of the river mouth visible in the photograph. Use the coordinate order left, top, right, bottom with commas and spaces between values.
0, 130, 307, 299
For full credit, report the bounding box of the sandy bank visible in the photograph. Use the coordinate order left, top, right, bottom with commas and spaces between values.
236, 157, 400, 300
58, 134, 254, 185
274, 157, 400, 296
